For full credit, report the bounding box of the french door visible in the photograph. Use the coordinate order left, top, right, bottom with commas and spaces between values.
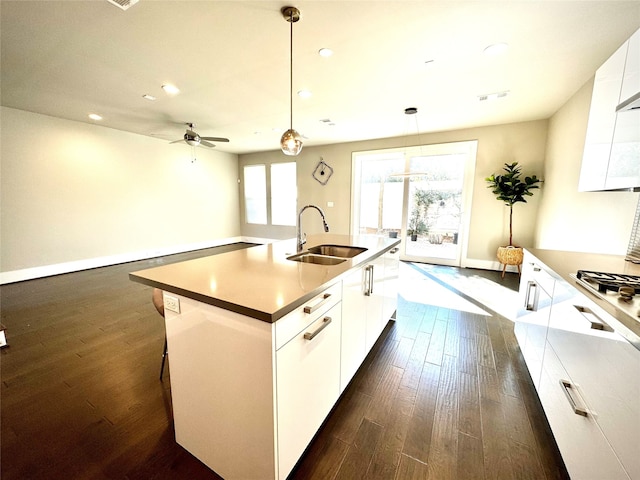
351, 141, 477, 267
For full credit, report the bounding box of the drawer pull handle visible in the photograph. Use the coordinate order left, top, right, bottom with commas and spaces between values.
304, 317, 332, 341
390, 247, 399, 254
574, 306, 612, 331
559, 379, 588, 417
303, 293, 331, 314
524, 281, 539, 311
364, 265, 374, 296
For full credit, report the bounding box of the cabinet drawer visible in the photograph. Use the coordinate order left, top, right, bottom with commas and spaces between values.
275, 282, 342, 350
539, 343, 629, 480
276, 303, 342, 479
547, 280, 640, 479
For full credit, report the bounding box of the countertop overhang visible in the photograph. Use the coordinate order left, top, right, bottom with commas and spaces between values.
129, 234, 400, 323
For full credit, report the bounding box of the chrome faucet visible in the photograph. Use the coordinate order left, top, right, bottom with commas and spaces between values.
297, 204, 329, 251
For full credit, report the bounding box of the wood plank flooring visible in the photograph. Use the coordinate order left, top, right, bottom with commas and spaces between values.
1, 247, 569, 480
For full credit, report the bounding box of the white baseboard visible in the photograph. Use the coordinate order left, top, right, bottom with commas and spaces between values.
462, 257, 521, 274
0, 236, 259, 285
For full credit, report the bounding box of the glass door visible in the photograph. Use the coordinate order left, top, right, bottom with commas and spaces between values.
352, 141, 477, 267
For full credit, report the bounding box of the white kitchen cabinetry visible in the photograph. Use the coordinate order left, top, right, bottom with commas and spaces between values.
381, 246, 400, 324
365, 253, 386, 351
276, 302, 342, 478
341, 265, 368, 391
580, 28, 640, 191
516, 252, 640, 479
165, 281, 342, 480
544, 278, 639, 479
537, 342, 629, 480
515, 253, 554, 390
341, 249, 399, 391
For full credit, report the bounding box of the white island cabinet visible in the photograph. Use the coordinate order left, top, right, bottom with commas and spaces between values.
516, 250, 640, 480
129, 234, 400, 480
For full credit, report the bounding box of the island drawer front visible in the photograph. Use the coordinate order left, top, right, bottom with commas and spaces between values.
275, 282, 342, 350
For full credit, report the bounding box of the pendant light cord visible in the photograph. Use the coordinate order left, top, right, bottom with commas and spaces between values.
289, 10, 294, 130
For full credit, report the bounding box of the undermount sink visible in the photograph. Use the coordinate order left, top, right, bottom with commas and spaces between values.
287, 253, 346, 265
306, 244, 368, 258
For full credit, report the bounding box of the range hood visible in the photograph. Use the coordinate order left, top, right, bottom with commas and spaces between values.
616, 91, 640, 112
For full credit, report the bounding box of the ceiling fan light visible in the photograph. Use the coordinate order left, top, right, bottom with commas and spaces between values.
281, 129, 303, 155
186, 139, 199, 146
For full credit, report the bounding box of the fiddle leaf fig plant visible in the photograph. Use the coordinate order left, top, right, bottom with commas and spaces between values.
485, 162, 541, 246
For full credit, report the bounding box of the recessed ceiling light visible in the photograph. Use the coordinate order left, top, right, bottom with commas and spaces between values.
318, 48, 333, 57
88, 113, 103, 121
161, 84, 180, 95
142, 94, 157, 101
297, 89, 312, 99
478, 91, 509, 101
483, 43, 508, 56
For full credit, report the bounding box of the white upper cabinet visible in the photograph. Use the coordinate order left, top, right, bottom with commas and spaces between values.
580, 28, 640, 192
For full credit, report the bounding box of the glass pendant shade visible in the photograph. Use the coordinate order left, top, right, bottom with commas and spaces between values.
280, 128, 303, 156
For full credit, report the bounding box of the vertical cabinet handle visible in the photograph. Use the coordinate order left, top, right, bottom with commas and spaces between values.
303, 293, 332, 314
559, 379, 589, 417
524, 281, 539, 311
304, 317, 332, 341
364, 265, 373, 296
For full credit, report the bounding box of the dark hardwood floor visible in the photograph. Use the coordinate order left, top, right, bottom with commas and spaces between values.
1, 246, 568, 480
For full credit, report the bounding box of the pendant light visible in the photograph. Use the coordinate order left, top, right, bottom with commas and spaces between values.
280, 6, 303, 156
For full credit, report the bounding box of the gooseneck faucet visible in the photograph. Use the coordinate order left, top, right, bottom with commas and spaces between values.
297, 204, 329, 251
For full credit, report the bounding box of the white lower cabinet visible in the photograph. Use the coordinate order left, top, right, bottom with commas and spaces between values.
515, 255, 554, 391
381, 246, 400, 326
365, 253, 386, 351
545, 278, 639, 480
341, 266, 368, 391
538, 343, 629, 480
276, 302, 342, 479
516, 251, 639, 480
341, 250, 398, 392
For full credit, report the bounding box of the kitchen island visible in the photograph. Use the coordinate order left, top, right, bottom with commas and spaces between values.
129, 234, 400, 480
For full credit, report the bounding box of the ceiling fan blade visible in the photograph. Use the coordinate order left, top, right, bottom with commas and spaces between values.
199, 140, 216, 148
200, 136, 230, 142
169, 139, 186, 144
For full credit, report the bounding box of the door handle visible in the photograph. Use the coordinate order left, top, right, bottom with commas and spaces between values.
304, 317, 332, 341
559, 379, 588, 417
364, 264, 374, 296
524, 281, 539, 311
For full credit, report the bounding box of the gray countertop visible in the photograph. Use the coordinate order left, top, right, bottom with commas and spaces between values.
526, 248, 640, 344
129, 234, 400, 323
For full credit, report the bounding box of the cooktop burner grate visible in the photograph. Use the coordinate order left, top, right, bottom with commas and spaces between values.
577, 270, 640, 294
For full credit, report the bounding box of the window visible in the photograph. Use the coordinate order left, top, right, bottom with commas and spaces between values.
270, 162, 297, 226
244, 165, 267, 224
243, 162, 297, 226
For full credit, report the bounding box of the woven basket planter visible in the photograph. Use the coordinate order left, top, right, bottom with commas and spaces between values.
497, 246, 523, 265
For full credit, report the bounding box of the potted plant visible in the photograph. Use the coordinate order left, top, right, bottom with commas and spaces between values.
485, 162, 541, 276
407, 188, 433, 241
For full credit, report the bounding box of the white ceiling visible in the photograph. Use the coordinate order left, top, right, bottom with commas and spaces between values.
2, 1, 639, 155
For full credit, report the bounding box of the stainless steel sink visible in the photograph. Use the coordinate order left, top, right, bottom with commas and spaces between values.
306, 244, 367, 258
287, 253, 346, 265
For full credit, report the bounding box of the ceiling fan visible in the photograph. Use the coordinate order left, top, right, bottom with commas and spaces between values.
170, 123, 229, 148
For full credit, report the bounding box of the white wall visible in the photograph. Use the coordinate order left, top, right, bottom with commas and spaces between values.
535, 78, 639, 254
1, 107, 241, 282
240, 119, 549, 269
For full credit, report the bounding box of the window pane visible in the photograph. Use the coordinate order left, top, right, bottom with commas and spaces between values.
271, 162, 297, 226
244, 165, 267, 224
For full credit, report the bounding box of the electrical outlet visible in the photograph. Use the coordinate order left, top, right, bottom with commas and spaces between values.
164, 295, 180, 314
